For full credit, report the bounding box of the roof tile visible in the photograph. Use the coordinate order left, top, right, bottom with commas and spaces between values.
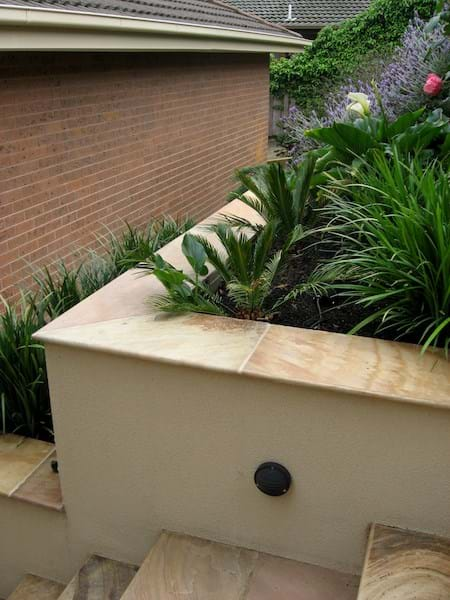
223, 0, 372, 28
0, 0, 303, 37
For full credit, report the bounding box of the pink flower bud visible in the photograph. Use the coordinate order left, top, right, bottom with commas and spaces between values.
423, 73, 443, 97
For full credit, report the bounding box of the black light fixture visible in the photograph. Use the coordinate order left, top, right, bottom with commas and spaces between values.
254, 462, 291, 497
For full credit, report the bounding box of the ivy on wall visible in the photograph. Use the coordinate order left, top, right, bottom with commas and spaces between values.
270, 0, 437, 112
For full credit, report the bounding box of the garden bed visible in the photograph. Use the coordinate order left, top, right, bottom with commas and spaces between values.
147, 97, 449, 353
217, 231, 394, 343
271, 235, 384, 337
33, 198, 450, 578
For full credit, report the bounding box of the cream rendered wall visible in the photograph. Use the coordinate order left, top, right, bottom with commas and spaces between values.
40, 342, 450, 578
0, 495, 72, 596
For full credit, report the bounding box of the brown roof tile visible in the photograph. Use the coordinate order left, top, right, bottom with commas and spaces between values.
0, 0, 303, 37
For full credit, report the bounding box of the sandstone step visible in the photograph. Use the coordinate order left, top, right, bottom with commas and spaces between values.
357, 523, 450, 599
121, 531, 359, 599
57, 555, 138, 600
7, 575, 64, 600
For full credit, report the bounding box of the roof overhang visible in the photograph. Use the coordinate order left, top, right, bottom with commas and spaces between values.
0, 5, 311, 52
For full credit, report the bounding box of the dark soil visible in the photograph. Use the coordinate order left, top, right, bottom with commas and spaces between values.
269, 232, 387, 339
218, 231, 417, 344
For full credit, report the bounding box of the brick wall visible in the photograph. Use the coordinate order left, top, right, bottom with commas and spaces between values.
0, 52, 269, 301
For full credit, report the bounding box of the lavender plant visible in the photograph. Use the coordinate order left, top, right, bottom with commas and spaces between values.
283, 16, 450, 162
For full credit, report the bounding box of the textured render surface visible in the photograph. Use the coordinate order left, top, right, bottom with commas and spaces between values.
357, 524, 450, 599
0, 52, 268, 301
58, 555, 138, 600
43, 343, 450, 577
0, 0, 300, 37
223, 0, 371, 27
0, 494, 70, 598
122, 531, 359, 599
7, 575, 64, 600
26, 200, 450, 588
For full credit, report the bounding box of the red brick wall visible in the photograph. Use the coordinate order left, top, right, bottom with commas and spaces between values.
0, 52, 269, 301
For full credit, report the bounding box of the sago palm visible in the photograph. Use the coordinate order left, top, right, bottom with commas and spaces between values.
196, 222, 289, 319
227, 155, 318, 240
143, 223, 300, 320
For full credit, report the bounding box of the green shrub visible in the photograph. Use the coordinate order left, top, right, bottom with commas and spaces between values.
32, 263, 83, 321
0, 297, 51, 439
141, 234, 227, 317
307, 108, 450, 173
0, 216, 194, 439
196, 223, 291, 319
95, 217, 195, 275
270, 0, 436, 111
313, 151, 450, 351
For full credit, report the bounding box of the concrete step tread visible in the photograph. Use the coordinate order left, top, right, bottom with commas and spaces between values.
357, 523, 450, 599
57, 555, 138, 600
121, 531, 358, 599
7, 575, 64, 600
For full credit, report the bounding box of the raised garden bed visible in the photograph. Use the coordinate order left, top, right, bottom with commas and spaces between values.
145, 105, 450, 353
218, 232, 394, 342
32, 199, 450, 580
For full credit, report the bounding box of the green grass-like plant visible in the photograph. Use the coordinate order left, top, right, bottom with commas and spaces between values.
313, 150, 450, 351
32, 263, 83, 321
0, 216, 194, 439
96, 217, 195, 273
78, 217, 195, 297
0, 296, 51, 439
28, 217, 195, 321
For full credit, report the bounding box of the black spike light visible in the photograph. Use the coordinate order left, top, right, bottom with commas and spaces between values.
254, 462, 291, 497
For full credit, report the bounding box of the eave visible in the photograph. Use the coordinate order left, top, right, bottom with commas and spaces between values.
0, 5, 311, 52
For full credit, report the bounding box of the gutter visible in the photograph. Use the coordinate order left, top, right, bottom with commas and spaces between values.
0, 5, 311, 52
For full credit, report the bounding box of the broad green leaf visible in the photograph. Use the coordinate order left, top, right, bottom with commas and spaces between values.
387, 108, 425, 138
182, 234, 209, 276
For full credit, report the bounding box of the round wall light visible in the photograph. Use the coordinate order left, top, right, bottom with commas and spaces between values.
254, 462, 291, 497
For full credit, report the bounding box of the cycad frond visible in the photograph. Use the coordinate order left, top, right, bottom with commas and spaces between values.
151, 294, 226, 316
234, 159, 318, 241
252, 222, 276, 279
261, 250, 283, 290
192, 234, 231, 281
220, 214, 264, 234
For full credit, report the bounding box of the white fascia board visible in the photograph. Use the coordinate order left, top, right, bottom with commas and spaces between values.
0, 6, 311, 52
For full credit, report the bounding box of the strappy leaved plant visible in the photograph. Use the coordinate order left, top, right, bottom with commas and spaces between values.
0, 296, 51, 439
0, 216, 194, 440
311, 150, 450, 352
